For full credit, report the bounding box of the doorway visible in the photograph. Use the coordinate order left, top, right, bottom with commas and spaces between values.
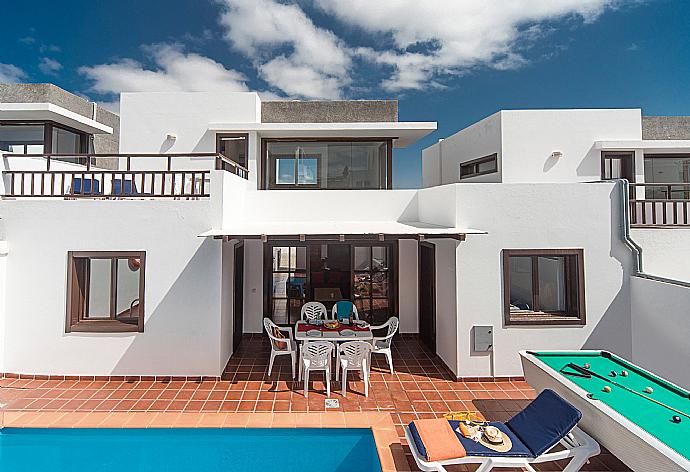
264, 241, 396, 325
602, 152, 635, 182
233, 242, 244, 351
418, 242, 436, 353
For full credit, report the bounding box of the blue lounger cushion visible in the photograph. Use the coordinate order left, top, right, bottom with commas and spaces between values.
71, 177, 101, 195
112, 178, 139, 196
408, 420, 533, 459
506, 389, 582, 457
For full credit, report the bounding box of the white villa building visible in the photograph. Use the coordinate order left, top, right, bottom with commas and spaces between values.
1, 84, 689, 389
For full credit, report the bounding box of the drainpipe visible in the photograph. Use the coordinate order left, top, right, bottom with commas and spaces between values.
618, 179, 643, 275
617, 179, 690, 288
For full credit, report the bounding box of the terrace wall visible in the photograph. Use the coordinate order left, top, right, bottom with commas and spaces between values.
631, 276, 690, 389
630, 228, 690, 283
0, 199, 226, 377
416, 181, 635, 378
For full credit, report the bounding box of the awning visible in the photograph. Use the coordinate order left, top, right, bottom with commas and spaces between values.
199, 220, 485, 241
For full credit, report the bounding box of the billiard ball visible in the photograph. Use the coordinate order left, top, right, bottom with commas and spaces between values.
583, 363, 591, 369
644, 387, 654, 394
603, 386, 612, 393
672, 416, 682, 424
620, 370, 629, 377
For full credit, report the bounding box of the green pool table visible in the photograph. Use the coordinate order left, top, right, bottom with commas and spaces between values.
521, 350, 690, 471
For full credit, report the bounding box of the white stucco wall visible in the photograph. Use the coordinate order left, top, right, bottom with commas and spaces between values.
631, 276, 690, 389
423, 112, 502, 188
398, 239, 419, 333
417, 181, 634, 377
0, 239, 6, 373
631, 229, 690, 283
422, 109, 643, 186
0, 199, 227, 376
119, 92, 260, 154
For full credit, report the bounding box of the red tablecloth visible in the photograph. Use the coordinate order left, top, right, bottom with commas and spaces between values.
297, 322, 369, 333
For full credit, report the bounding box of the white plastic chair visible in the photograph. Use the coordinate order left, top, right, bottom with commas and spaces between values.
301, 301, 327, 321
331, 301, 359, 321
299, 341, 334, 398
263, 318, 296, 379
370, 316, 399, 374
336, 341, 372, 397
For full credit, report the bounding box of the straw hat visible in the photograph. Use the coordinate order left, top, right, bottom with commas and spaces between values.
478, 425, 513, 453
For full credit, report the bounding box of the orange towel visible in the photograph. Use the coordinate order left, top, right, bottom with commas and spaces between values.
414, 418, 467, 462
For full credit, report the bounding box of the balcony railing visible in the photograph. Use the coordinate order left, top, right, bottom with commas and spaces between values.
1, 153, 248, 199
630, 183, 690, 227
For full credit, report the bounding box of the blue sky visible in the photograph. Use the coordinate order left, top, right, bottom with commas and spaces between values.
1, 0, 689, 187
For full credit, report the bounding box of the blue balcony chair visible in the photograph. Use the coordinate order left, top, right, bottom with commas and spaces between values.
111, 178, 140, 196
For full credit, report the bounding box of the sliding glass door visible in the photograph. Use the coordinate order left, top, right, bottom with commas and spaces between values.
265, 241, 396, 325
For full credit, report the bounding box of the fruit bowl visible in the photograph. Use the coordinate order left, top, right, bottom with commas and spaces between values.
323, 320, 340, 329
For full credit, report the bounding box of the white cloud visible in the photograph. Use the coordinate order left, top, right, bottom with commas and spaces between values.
217, 0, 351, 99
79, 44, 250, 101
314, 0, 619, 91
0, 63, 27, 83
38, 57, 63, 76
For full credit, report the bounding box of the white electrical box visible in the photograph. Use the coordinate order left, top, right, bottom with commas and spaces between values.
473, 325, 493, 352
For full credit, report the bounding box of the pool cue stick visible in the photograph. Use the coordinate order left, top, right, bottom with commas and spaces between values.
567, 363, 690, 420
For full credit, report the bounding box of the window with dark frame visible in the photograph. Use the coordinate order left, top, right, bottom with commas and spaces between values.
459, 153, 498, 179
502, 249, 585, 326
66, 251, 146, 333
0, 121, 90, 165
261, 139, 392, 190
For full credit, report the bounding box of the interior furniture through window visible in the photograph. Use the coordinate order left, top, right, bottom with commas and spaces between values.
502, 249, 585, 325
262, 139, 392, 189
66, 251, 146, 332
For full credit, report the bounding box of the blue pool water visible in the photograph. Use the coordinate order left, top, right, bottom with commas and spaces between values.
0, 427, 382, 471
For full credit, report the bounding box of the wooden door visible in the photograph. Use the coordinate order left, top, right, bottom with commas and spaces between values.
418, 242, 436, 353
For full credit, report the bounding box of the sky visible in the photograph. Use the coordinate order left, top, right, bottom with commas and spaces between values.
1, 0, 689, 187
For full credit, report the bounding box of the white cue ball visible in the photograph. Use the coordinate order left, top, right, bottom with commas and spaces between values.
644, 386, 654, 394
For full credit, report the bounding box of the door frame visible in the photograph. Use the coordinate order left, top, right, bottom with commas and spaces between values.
418, 241, 437, 354
233, 242, 244, 351
601, 151, 636, 182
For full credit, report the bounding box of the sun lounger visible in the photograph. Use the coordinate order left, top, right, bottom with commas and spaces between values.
405, 389, 600, 472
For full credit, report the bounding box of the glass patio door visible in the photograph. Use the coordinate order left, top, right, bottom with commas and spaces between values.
269, 246, 307, 325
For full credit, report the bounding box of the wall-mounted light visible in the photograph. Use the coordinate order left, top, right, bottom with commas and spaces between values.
550, 151, 563, 159
166, 132, 178, 141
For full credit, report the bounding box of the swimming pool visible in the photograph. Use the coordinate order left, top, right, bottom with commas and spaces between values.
0, 427, 382, 471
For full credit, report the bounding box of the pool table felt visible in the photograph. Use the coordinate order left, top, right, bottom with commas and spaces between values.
533, 351, 690, 459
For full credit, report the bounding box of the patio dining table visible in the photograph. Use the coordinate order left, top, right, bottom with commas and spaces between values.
294, 320, 373, 342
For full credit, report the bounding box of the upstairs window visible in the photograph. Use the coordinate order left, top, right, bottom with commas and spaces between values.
0, 124, 45, 153
460, 153, 498, 179
66, 251, 145, 333
0, 122, 89, 164
503, 249, 585, 326
262, 139, 391, 189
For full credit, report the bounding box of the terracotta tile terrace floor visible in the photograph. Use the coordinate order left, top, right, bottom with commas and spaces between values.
0, 334, 629, 471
